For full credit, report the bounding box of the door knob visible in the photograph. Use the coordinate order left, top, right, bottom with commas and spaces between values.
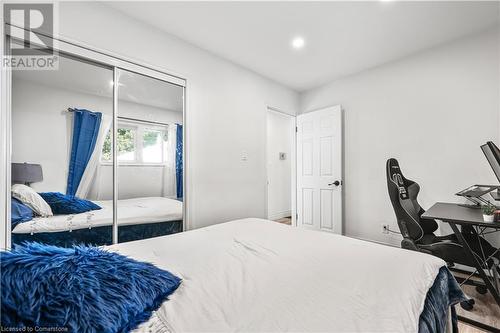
328, 180, 341, 186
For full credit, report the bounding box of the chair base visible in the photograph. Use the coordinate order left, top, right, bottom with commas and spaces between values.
460, 299, 475, 311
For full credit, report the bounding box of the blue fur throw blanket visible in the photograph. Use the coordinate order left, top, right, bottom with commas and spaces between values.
1, 243, 181, 333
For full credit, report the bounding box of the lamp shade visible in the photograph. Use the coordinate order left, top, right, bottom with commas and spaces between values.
11, 163, 43, 185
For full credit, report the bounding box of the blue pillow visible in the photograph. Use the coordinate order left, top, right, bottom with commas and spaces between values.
11, 197, 33, 228
38, 192, 101, 215
1, 243, 181, 332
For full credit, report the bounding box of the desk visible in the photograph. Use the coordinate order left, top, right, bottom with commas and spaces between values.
422, 203, 500, 307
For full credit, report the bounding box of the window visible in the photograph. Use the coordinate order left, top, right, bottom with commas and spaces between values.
101, 121, 167, 164
143, 129, 164, 163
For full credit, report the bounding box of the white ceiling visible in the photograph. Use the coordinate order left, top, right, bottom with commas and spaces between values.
14, 55, 184, 111
106, 1, 499, 92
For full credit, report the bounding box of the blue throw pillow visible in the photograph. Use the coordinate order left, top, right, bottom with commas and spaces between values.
38, 192, 101, 215
11, 197, 33, 228
1, 243, 181, 332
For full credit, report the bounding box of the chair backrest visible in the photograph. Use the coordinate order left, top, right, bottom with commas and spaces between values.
386, 158, 437, 241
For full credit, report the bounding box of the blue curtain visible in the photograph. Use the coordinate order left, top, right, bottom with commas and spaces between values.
176, 124, 183, 199
66, 109, 102, 197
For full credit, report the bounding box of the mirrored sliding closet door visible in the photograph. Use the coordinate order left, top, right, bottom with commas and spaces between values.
8, 35, 186, 248
10, 54, 115, 247
115, 69, 184, 243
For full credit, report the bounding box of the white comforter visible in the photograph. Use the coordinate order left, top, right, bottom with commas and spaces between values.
12, 197, 183, 234
109, 218, 446, 333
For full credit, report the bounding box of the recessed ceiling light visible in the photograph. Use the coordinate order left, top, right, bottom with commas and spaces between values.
291, 36, 305, 50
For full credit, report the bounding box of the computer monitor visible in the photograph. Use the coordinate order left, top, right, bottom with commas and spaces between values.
481, 141, 500, 184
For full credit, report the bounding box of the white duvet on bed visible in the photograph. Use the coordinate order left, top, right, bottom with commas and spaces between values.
12, 197, 182, 234
108, 218, 446, 333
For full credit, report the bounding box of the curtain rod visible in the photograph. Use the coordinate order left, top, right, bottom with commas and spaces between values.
67, 108, 171, 127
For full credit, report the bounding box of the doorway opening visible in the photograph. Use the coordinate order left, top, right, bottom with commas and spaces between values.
266, 107, 296, 226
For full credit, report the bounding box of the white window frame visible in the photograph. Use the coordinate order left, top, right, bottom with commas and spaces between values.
116, 123, 138, 164
101, 120, 168, 166
141, 126, 167, 165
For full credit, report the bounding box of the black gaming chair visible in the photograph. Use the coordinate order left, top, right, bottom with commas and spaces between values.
386, 158, 499, 309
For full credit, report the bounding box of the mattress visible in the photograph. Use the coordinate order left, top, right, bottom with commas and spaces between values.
12, 197, 183, 234
108, 218, 447, 333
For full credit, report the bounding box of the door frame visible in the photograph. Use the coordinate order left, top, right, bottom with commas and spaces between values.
1, 24, 190, 248
265, 106, 297, 226
297, 105, 344, 234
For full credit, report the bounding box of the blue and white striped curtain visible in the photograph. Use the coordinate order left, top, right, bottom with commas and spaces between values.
66, 109, 102, 197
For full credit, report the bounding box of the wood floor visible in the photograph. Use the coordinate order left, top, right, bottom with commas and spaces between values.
454, 271, 500, 332
458, 322, 491, 333
274, 217, 292, 225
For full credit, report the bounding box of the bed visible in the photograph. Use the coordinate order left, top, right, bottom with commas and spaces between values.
106, 218, 464, 333
12, 197, 183, 247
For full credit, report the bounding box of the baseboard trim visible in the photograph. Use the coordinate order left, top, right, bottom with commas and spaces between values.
349, 236, 399, 248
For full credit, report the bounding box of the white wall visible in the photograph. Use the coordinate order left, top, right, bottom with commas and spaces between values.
267, 111, 293, 220
301, 29, 500, 246
0, 4, 6, 249
48, 2, 299, 229
12, 79, 112, 194
11, 79, 182, 199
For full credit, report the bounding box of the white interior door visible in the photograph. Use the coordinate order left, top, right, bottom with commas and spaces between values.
297, 105, 343, 233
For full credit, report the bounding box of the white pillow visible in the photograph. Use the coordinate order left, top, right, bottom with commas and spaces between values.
11, 184, 53, 217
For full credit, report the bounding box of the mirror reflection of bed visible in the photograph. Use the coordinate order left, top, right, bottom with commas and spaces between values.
115, 69, 184, 243
10, 54, 184, 247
